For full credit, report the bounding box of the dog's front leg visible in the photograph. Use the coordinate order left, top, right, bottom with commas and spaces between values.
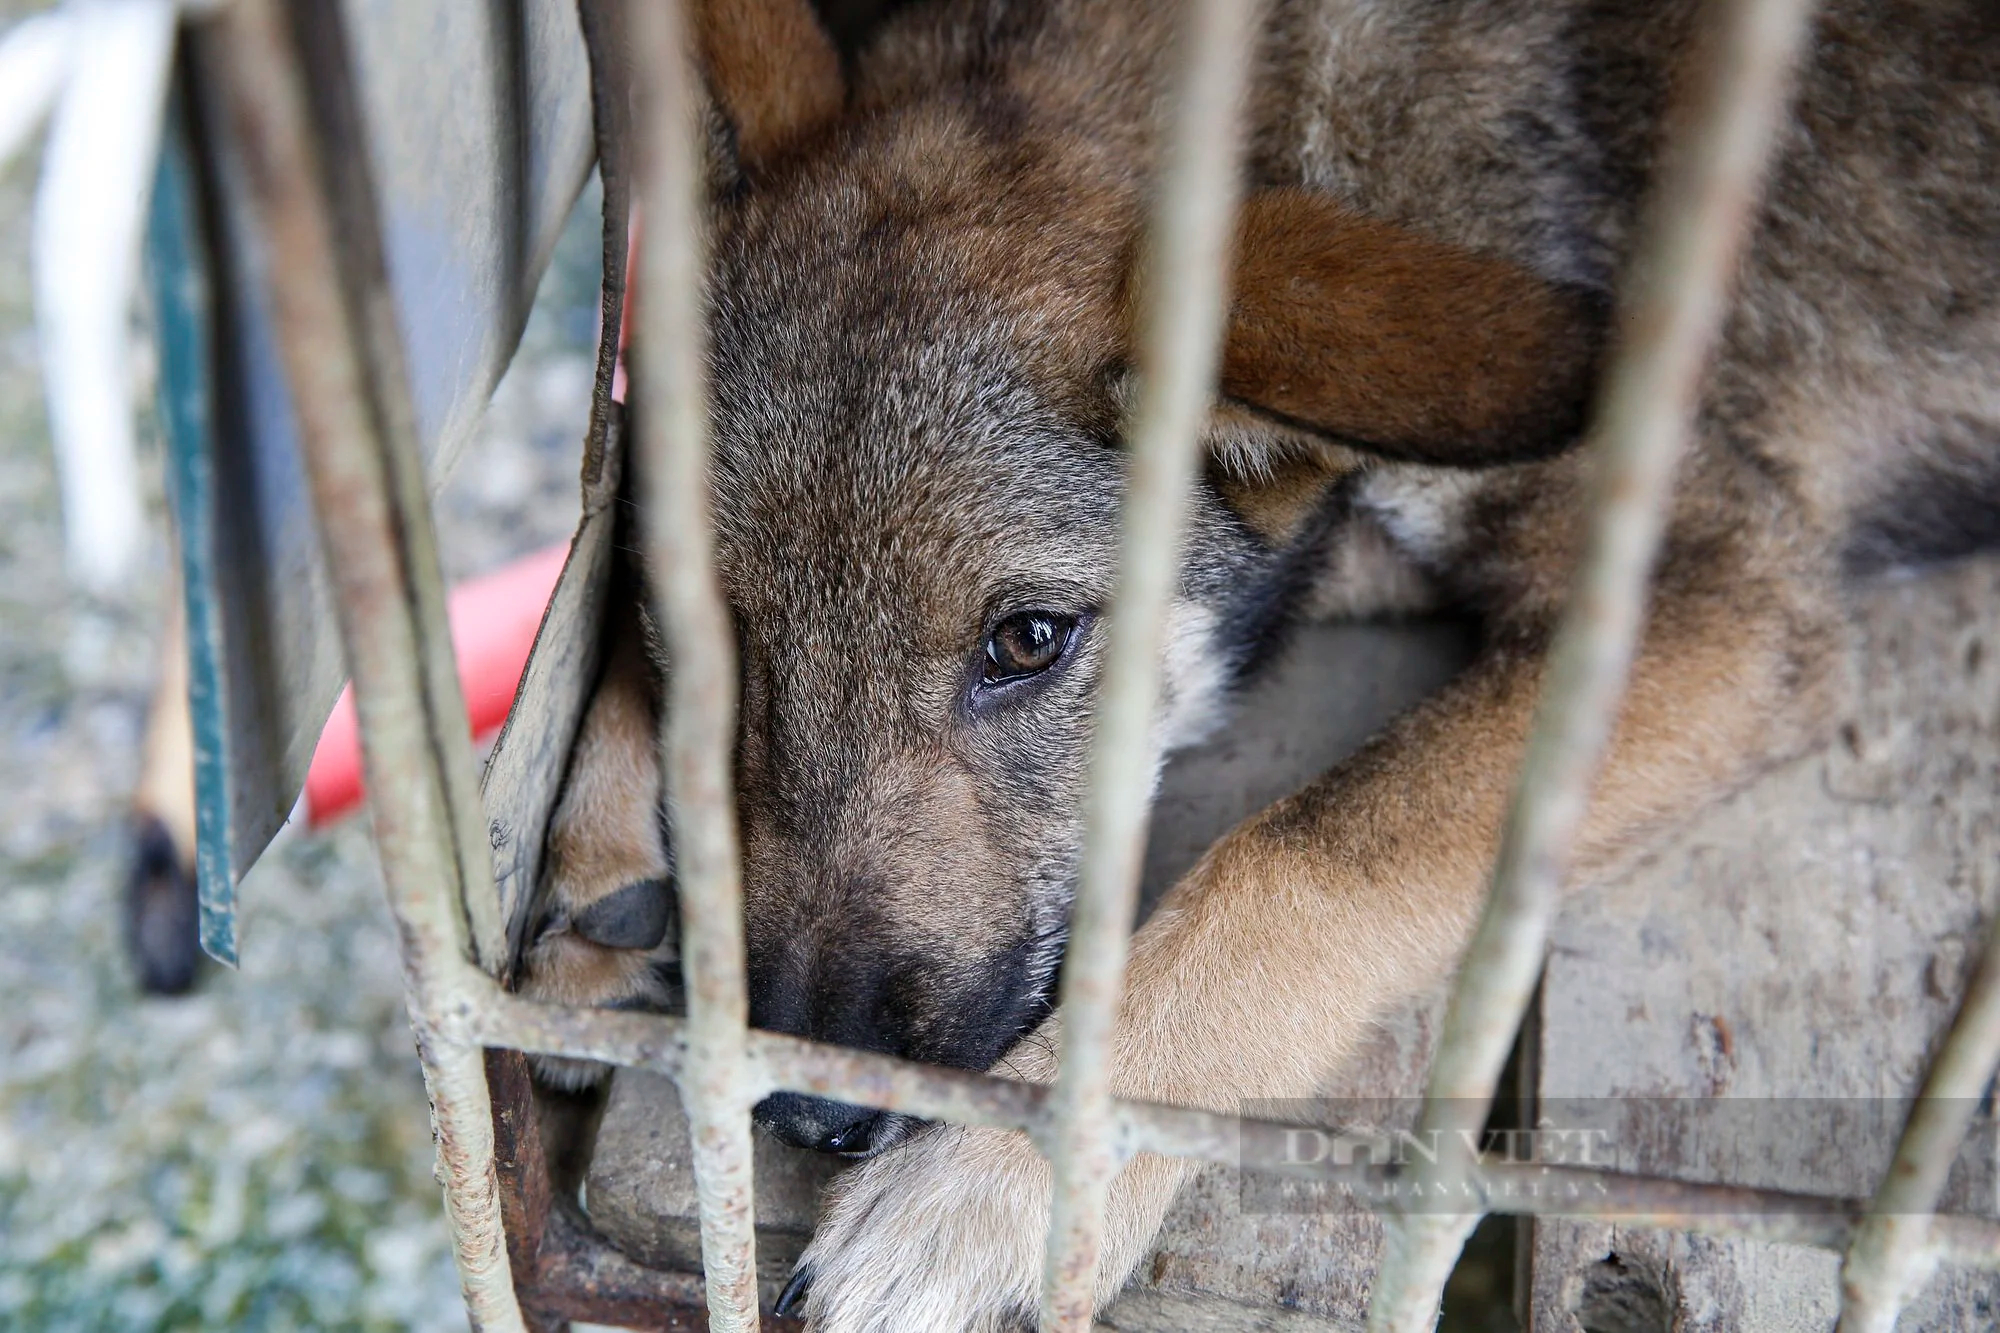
795, 571, 1841, 1333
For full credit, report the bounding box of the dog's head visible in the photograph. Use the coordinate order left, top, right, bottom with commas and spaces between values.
645, 0, 1602, 1152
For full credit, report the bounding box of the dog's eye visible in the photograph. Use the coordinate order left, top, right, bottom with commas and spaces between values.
982, 611, 1077, 684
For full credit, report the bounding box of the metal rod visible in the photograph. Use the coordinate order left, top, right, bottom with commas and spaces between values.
205, 3, 521, 1328
458, 983, 2000, 1272
1365, 0, 1818, 1325
1838, 918, 2000, 1328
145, 85, 240, 968
1036, 0, 1265, 1327
625, 2, 761, 1329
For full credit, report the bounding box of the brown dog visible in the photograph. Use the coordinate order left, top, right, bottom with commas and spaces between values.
519, 0, 2000, 1327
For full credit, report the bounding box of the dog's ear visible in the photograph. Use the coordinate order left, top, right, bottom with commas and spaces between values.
690, 0, 844, 169
1220, 189, 1608, 469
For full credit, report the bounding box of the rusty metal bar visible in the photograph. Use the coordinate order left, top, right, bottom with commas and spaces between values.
204, 2, 521, 1329
1365, 0, 1819, 1326
1035, 0, 1266, 1327
459, 983, 2000, 1271
1838, 922, 2000, 1327
625, 1, 762, 1329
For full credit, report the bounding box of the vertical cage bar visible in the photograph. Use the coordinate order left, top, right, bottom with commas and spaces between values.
1365, 0, 1817, 1326
1037, 0, 1264, 1327
1838, 924, 2000, 1329
205, 1, 522, 1328
626, 2, 762, 1330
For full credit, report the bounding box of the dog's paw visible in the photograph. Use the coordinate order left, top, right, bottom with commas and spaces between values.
787, 1118, 1191, 1333
517, 629, 680, 1089
518, 875, 680, 1088
789, 1123, 1046, 1332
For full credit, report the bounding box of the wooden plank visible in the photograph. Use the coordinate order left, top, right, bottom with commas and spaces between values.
480, 429, 625, 972
1530, 557, 2000, 1331
530, 1204, 805, 1331
487, 1048, 554, 1286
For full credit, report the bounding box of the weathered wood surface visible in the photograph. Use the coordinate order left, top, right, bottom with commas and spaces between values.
1530, 557, 2000, 1332
584, 620, 1471, 1329
481, 430, 624, 974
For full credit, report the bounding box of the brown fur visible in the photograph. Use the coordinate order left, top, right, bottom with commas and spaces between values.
1222, 189, 1606, 465
523, 0, 2000, 1327
693, 0, 846, 165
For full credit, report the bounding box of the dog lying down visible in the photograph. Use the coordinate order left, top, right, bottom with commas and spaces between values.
517, 0, 2000, 1328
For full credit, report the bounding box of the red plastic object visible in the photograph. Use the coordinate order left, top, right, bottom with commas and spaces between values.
303, 541, 570, 827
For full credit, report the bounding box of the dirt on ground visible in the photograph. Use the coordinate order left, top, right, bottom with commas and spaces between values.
0, 8, 599, 1324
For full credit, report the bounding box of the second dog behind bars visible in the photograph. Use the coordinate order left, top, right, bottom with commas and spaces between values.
518, 0, 2000, 1328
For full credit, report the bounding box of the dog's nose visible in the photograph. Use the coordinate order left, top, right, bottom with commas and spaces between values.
754, 1091, 883, 1155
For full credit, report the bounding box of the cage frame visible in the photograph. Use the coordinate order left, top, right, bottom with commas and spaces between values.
186, 0, 2000, 1329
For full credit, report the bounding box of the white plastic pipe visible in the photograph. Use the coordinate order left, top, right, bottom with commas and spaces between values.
0, 12, 71, 171
33, 0, 178, 593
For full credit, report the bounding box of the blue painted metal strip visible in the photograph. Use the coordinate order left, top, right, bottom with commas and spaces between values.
147, 79, 238, 967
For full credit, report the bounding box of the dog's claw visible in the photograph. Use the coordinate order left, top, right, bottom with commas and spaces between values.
569, 875, 675, 950
775, 1263, 813, 1317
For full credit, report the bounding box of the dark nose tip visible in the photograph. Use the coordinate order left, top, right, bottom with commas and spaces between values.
753, 1092, 883, 1156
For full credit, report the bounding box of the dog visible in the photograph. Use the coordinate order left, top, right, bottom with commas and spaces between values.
518, 0, 2000, 1327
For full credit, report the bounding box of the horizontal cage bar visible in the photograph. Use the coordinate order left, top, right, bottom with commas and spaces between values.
451, 976, 2000, 1271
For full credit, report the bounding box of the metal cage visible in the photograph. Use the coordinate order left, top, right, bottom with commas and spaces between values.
179, 0, 2000, 1328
